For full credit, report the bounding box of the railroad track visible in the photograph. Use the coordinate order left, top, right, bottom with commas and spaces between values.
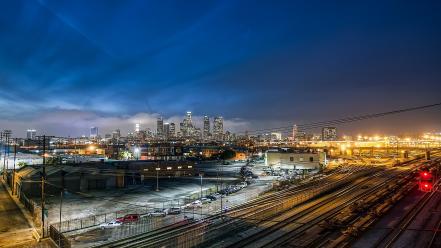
373, 182, 439, 248
228, 169, 404, 248
225, 156, 432, 248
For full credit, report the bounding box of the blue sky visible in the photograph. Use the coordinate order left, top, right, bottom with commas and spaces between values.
1, 0, 441, 137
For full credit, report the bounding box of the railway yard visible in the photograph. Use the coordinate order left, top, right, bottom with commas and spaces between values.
90, 155, 440, 248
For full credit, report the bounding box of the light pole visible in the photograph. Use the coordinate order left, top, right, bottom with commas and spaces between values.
155, 167, 160, 191
199, 172, 203, 200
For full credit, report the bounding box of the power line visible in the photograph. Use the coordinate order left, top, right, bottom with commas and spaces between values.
242, 102, 441, 135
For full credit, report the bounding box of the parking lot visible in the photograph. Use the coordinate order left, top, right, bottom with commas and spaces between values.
65, 175, 273, 247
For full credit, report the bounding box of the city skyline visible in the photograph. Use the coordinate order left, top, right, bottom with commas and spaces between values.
0, 1, 441, 136
5, 107, 441, 139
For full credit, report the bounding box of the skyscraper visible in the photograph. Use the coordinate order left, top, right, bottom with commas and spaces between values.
292, 125, 298, 141
169, 123, 176, 138
157, 117, 164, 138
163, 123, 170, 139
112, 129, 121, 139
213, 116, 224, 141
135, 123, 140, 132
322, 127, 337, 141
182, 111, 193, 137
26, 129, 36, 140
90, 126, 98, 138
203, 116, 210, 139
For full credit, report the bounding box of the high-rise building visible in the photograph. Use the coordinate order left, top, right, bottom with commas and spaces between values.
26, 129, 36, 140
322, 127, 337, 141
179, 123, 185, 137
271, 132, 282, 141
90, 126, 98, 138
182, 111, 193, 137
213, 116, 224, 141
157, 117, 164, 138
292, 125, 298, 141
203, 116, 210, 139
135, 123, 140, 132
163, 123, 170, 139
112, 129, 121, 140
169, 123, 176, 138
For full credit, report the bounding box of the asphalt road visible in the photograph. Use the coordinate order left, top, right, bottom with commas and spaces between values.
0, 182, 34, 247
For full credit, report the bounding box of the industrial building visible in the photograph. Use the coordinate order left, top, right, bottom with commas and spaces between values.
12, 160, 195, 198
265, 148, 327, 170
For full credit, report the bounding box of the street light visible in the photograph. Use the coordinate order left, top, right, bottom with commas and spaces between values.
199, 172, 203, 200
155, 167, 160, 191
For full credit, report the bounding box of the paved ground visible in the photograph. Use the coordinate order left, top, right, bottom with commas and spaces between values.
0, 182, 35, 247
66, 178, 273, 247
39, 161, 249, 224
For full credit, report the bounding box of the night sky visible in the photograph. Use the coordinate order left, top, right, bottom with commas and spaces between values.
0, 0, 441, 137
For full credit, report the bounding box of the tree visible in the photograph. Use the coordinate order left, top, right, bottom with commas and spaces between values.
17, 161, 27, 167
220, 150, 236, 160
119, 151, 133, 160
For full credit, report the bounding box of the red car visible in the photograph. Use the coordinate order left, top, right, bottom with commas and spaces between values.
116, 214, 140, 223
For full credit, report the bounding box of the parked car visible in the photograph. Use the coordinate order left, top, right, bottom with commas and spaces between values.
201, 197, 212, 204
169, 207, 182, 215
191, 200, 203, 208
206, 195, 217, 201
116, 214, 139, 223
222, 206, 230, 213
148, 209, 167, 217
99, 221, 122, 229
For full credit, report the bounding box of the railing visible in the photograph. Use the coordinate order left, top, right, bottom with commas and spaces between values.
49, 225, 70, 248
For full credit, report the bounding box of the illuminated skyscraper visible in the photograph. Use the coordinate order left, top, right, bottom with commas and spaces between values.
26, 129, 36, 140
292, 124, 298, 141
135, 123, 140, 132
203, 116, 210, 139
182, 111, 193, 137
322, 127, 337, 141
157, 117, 164, 138
90, 126, 98, 138
112, 129, 121, 139
169, 123, 176, 138
213, 116, 224, 141
163, 123, 170, 139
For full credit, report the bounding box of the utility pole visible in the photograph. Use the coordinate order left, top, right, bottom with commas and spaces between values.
37, 135, 53, 237
59, 169, 65, 245
12, 138, 17, 195
41, 135, 47, 237
220, 162, 224, 219
2, 131, 11, 180
0, 132, 3, 179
